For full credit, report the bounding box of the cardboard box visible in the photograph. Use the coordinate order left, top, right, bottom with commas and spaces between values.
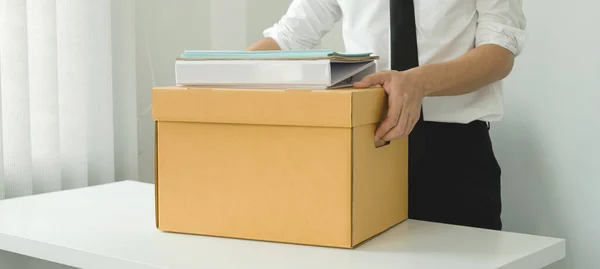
152, 86, 408, 248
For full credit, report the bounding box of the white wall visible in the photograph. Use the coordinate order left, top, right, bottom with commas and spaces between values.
490, 1, 600, 268
135, 0, 211, 183
136, 0, 598, 268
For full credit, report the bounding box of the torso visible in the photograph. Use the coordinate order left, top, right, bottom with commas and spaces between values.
337, 0, 478, 69
336, 0, 500, 124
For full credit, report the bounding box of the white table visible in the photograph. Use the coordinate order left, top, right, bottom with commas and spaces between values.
0, 181, 565, 269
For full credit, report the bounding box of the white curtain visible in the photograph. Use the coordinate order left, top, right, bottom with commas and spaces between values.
0, 0, 138, 199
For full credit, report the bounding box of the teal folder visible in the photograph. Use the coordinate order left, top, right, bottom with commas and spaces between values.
180, 49, 373, 60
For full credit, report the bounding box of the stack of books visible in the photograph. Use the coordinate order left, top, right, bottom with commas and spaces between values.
174, 49, 379, 89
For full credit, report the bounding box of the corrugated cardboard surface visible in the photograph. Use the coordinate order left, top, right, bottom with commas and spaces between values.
351, 124, 409, 245
153, 86, 408, 248
157, 122, 353, 247
152, 87, 385, 127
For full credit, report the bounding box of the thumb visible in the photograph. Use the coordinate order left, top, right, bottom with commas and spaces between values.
353, 72, 389, 88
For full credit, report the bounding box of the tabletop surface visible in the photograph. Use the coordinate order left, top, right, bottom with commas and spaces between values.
0, 181, 565, 269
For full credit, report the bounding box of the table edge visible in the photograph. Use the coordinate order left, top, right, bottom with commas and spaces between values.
0, 232, 160, 269
499, 239, 566, 269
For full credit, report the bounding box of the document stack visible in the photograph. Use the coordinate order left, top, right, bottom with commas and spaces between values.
174, 49, 379, 89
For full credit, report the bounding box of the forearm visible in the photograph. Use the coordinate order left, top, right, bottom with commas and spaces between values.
247, 37, 281, 51
415, 44, 515, 96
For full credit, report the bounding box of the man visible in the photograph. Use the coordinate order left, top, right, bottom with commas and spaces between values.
248, 0, 527, 230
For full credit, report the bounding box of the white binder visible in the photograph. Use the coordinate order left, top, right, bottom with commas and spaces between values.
174, 51, 379, 89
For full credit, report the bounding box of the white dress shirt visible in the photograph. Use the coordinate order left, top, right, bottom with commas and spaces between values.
263, 0, 527, 124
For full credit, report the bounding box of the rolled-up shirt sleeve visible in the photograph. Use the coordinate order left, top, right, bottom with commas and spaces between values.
476, 0, 528, 56
263, 0, 342, 50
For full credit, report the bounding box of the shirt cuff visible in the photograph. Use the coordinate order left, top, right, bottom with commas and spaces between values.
476, 21, 528, 56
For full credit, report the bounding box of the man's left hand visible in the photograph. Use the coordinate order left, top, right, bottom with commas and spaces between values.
353, 70, 426, 144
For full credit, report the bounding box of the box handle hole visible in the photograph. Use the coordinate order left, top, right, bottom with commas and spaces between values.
375, 139, 391, 148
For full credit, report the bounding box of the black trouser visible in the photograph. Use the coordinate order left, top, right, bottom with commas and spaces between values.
408, 119, 503, 230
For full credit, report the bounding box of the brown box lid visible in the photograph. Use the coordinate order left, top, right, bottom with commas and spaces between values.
152, 86, 387, 128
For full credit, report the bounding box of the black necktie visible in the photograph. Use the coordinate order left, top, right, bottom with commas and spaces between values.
390, 0, 425, 165
390, 0, 419, 72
